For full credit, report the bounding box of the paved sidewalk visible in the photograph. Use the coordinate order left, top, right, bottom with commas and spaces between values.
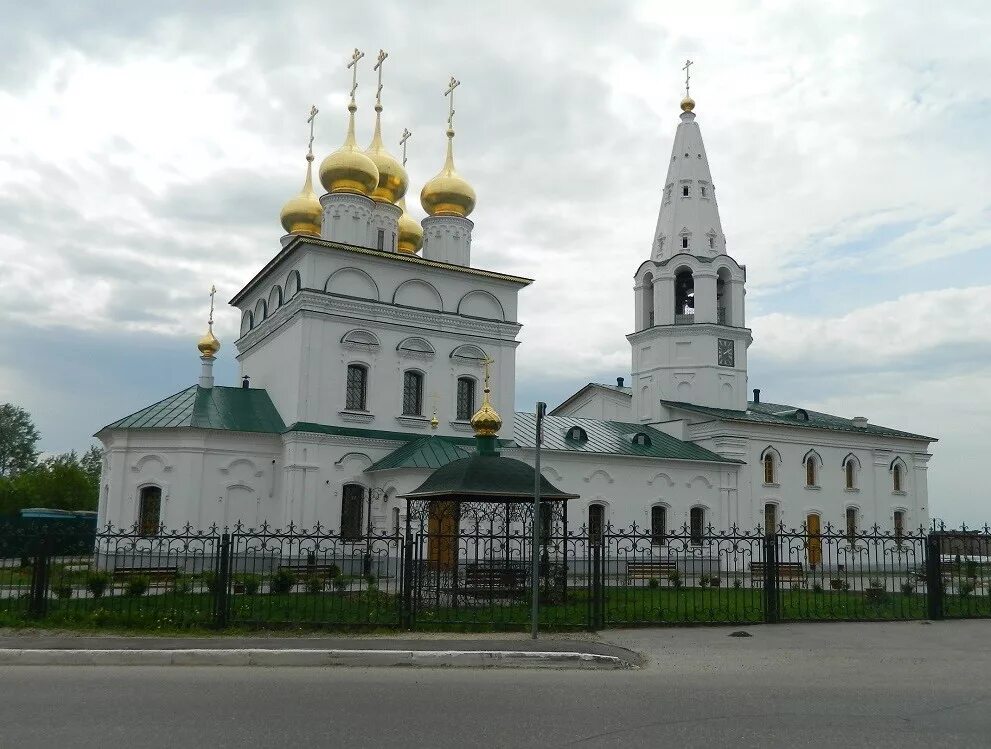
0, 633, 639, 669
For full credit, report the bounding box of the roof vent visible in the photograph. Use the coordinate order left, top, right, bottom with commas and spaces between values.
617, 377, 625, 388
753, 388, 761, 403
632, 432, 651, 447
565, 426, 588, 443
852, 416, 868, 428
241, 375, 250, 389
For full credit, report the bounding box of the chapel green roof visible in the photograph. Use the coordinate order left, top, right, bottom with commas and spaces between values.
366, 436, 472, 472
662, 400, 936, 441
403, 453, 580, 501
102, 386, 285, 434
513, 412, 739, 464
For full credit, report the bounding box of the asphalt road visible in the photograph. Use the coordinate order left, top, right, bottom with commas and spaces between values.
3, 621, 990, 748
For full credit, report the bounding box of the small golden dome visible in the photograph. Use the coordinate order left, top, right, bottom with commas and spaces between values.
470, 387, 502, 437
680, 95, 696, 112
279, 154, 322, 236
319, 103, 380, 196
197, 326, 221, 358
396, 196, 423, 254
366, 107, 408, 204
420, 129, 476, 218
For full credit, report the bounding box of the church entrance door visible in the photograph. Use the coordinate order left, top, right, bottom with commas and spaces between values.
427, 501, 458, 571
806, 513, 822, 569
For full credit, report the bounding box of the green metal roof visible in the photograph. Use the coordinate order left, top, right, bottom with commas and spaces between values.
403, 453, 580, 500
662, 400, 936, 441
103, 386, 285, 434
366, 436, 471, 472
513, 412, 739, 464
285, 422, 513, 447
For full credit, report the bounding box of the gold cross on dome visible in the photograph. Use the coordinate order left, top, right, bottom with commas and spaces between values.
399, 128, 411, 166
347, 48, 364, 104
208, 285, 217, 327
481, 354, 495, 391
444, 76, 460, 129
430, 391, 439, 429
306, 105, 318, 157
373, 49, 388, 108
682, 59, 694, 97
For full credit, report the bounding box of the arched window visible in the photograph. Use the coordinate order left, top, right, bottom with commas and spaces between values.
674, 268, 694, 322
763, 452, 776, 484
764, 502, 778, 533
716, 267, 733, 325
345, 364, 368, 411
589, 504, 605, 546
138, 486, 161, 536
341, 484, 364, 540
650, 505, 667, 545
690, 507, 705, 545
893, 510, 905, 545
456, 377, 476, 421
641, 273, 655, 329
566, 426, 588, 443
805, 454, 817, 487
632, 432, 652, 447
402, 371, 424, 416
845, 457, 857, 489
845, 506, 858, 541
892, 463, 903, 492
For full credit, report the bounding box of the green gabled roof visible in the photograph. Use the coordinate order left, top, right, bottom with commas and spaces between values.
103, 386, 285, 434
366, 436, 472, 472
661, 400, 936, 442
403, 453, 580, 500
513, 412, 739, 464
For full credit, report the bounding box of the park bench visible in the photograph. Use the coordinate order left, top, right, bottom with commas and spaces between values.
112, 565, 179, 586
626, 561, 678, 582
749, 561, 804, 586
461, 563, 527, 597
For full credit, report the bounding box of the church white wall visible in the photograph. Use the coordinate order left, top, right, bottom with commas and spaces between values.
98, 429, 283, 531
554, 390, 634, 421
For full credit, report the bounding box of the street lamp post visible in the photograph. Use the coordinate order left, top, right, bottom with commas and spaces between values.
531, 401, 546, 640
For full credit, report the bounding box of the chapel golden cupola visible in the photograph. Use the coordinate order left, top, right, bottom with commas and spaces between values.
279, 105, 323, 237
365, 50, 408, 204
396, 128, 424, 254
420, 77, 476, 218
319, 49, 380, 196
197, 285, 221, 359
469, 357, 502, 438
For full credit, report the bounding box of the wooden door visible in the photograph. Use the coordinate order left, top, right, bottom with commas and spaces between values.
807, 514, 822, 568
428, 501, 458, 571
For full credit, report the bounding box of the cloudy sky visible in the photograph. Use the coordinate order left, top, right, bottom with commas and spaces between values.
1, 1, 988, 524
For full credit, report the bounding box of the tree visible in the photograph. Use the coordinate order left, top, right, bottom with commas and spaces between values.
80, 445, 103, 484
0, 404, 40, 477
0, 451, 99, 515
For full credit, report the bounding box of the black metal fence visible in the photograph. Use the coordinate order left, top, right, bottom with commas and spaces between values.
2, 520, 989, 631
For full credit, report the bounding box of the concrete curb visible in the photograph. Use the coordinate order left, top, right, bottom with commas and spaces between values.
0, 648, 628, 669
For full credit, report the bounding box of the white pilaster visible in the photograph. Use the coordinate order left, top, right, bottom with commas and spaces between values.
198, 356, 215, 388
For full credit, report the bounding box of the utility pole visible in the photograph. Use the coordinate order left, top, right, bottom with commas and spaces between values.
531, 401, 546, 640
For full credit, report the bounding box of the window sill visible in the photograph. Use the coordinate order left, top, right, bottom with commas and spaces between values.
844, 487, 860, 493
804, 485, 821, 491
762, 483, 780, 489
339, 410, 374, 424
396, 415, 430, 429
892, 490, 907, 496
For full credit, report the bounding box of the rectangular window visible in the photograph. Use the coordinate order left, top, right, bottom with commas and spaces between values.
650, 505, 666, 544
589, 504, 604, 546
764, 503, 777, 533
345, 364, 367, 411
138, 486, 162, 537
690, 507, 704, 545
763, 455, 774, 484
845, 460, 855, 489
682, 236, 689, 249
701, 186, 707, 197
456, 377, 476, 420
845, 507, 857, 541
893, 465, 902, 492
403, 371, 423, 416
893, 510, 905, 545
682, 185, 690, 197
376, 229, 385, 250
806, 459, 816, 487
709, 236, 715, 249
341, 484, 364, 540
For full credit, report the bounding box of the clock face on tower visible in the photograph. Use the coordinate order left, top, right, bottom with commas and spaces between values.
717, 338, 735, 367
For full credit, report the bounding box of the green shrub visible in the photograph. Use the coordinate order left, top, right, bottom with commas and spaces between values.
812, 582, 824, 593
648, 577, 659, 589
732, 578, 743, 589
900, 581, 915, 595
667, 570, 682, 589
305, 574, 324, 594
239, 574, 261, 595
365, 574, 378, 587
86, 571, 111, 599
53, 581, 73, 600
174, 574, 194, 594
868, 577, 885, 590
698, 574, 710, 588
709, 576, 721, 588
201, 572, 223, 595
959, 581, 976, 597
325, 564, 341, 580
829, 578, 845, 590
270, 568, 296, 595
332, 575, 351, 592
125, 575, 150, 597
965, 560, 979, 578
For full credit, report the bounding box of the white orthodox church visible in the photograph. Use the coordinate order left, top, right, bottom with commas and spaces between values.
96, 54, 935, 542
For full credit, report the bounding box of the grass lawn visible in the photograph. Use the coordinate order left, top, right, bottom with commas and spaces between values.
0, 585, 987, 633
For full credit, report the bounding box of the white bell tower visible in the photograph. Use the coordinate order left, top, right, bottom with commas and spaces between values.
628, 64, 751, 421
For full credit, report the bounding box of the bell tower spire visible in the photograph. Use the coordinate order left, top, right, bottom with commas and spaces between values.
629, 66, 751, 418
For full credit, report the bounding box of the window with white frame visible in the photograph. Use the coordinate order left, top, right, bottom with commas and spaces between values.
650, 505, 667, 544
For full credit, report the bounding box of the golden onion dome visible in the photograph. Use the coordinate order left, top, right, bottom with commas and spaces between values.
319, 103, 379, 196
279, 153, 322, 236
366, 107, 408, 204
197, 326, 221, 359
396, 196, 423, 254
420, 128, 476, 218
470, 386, 502, 437
680, 95, 696, 112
